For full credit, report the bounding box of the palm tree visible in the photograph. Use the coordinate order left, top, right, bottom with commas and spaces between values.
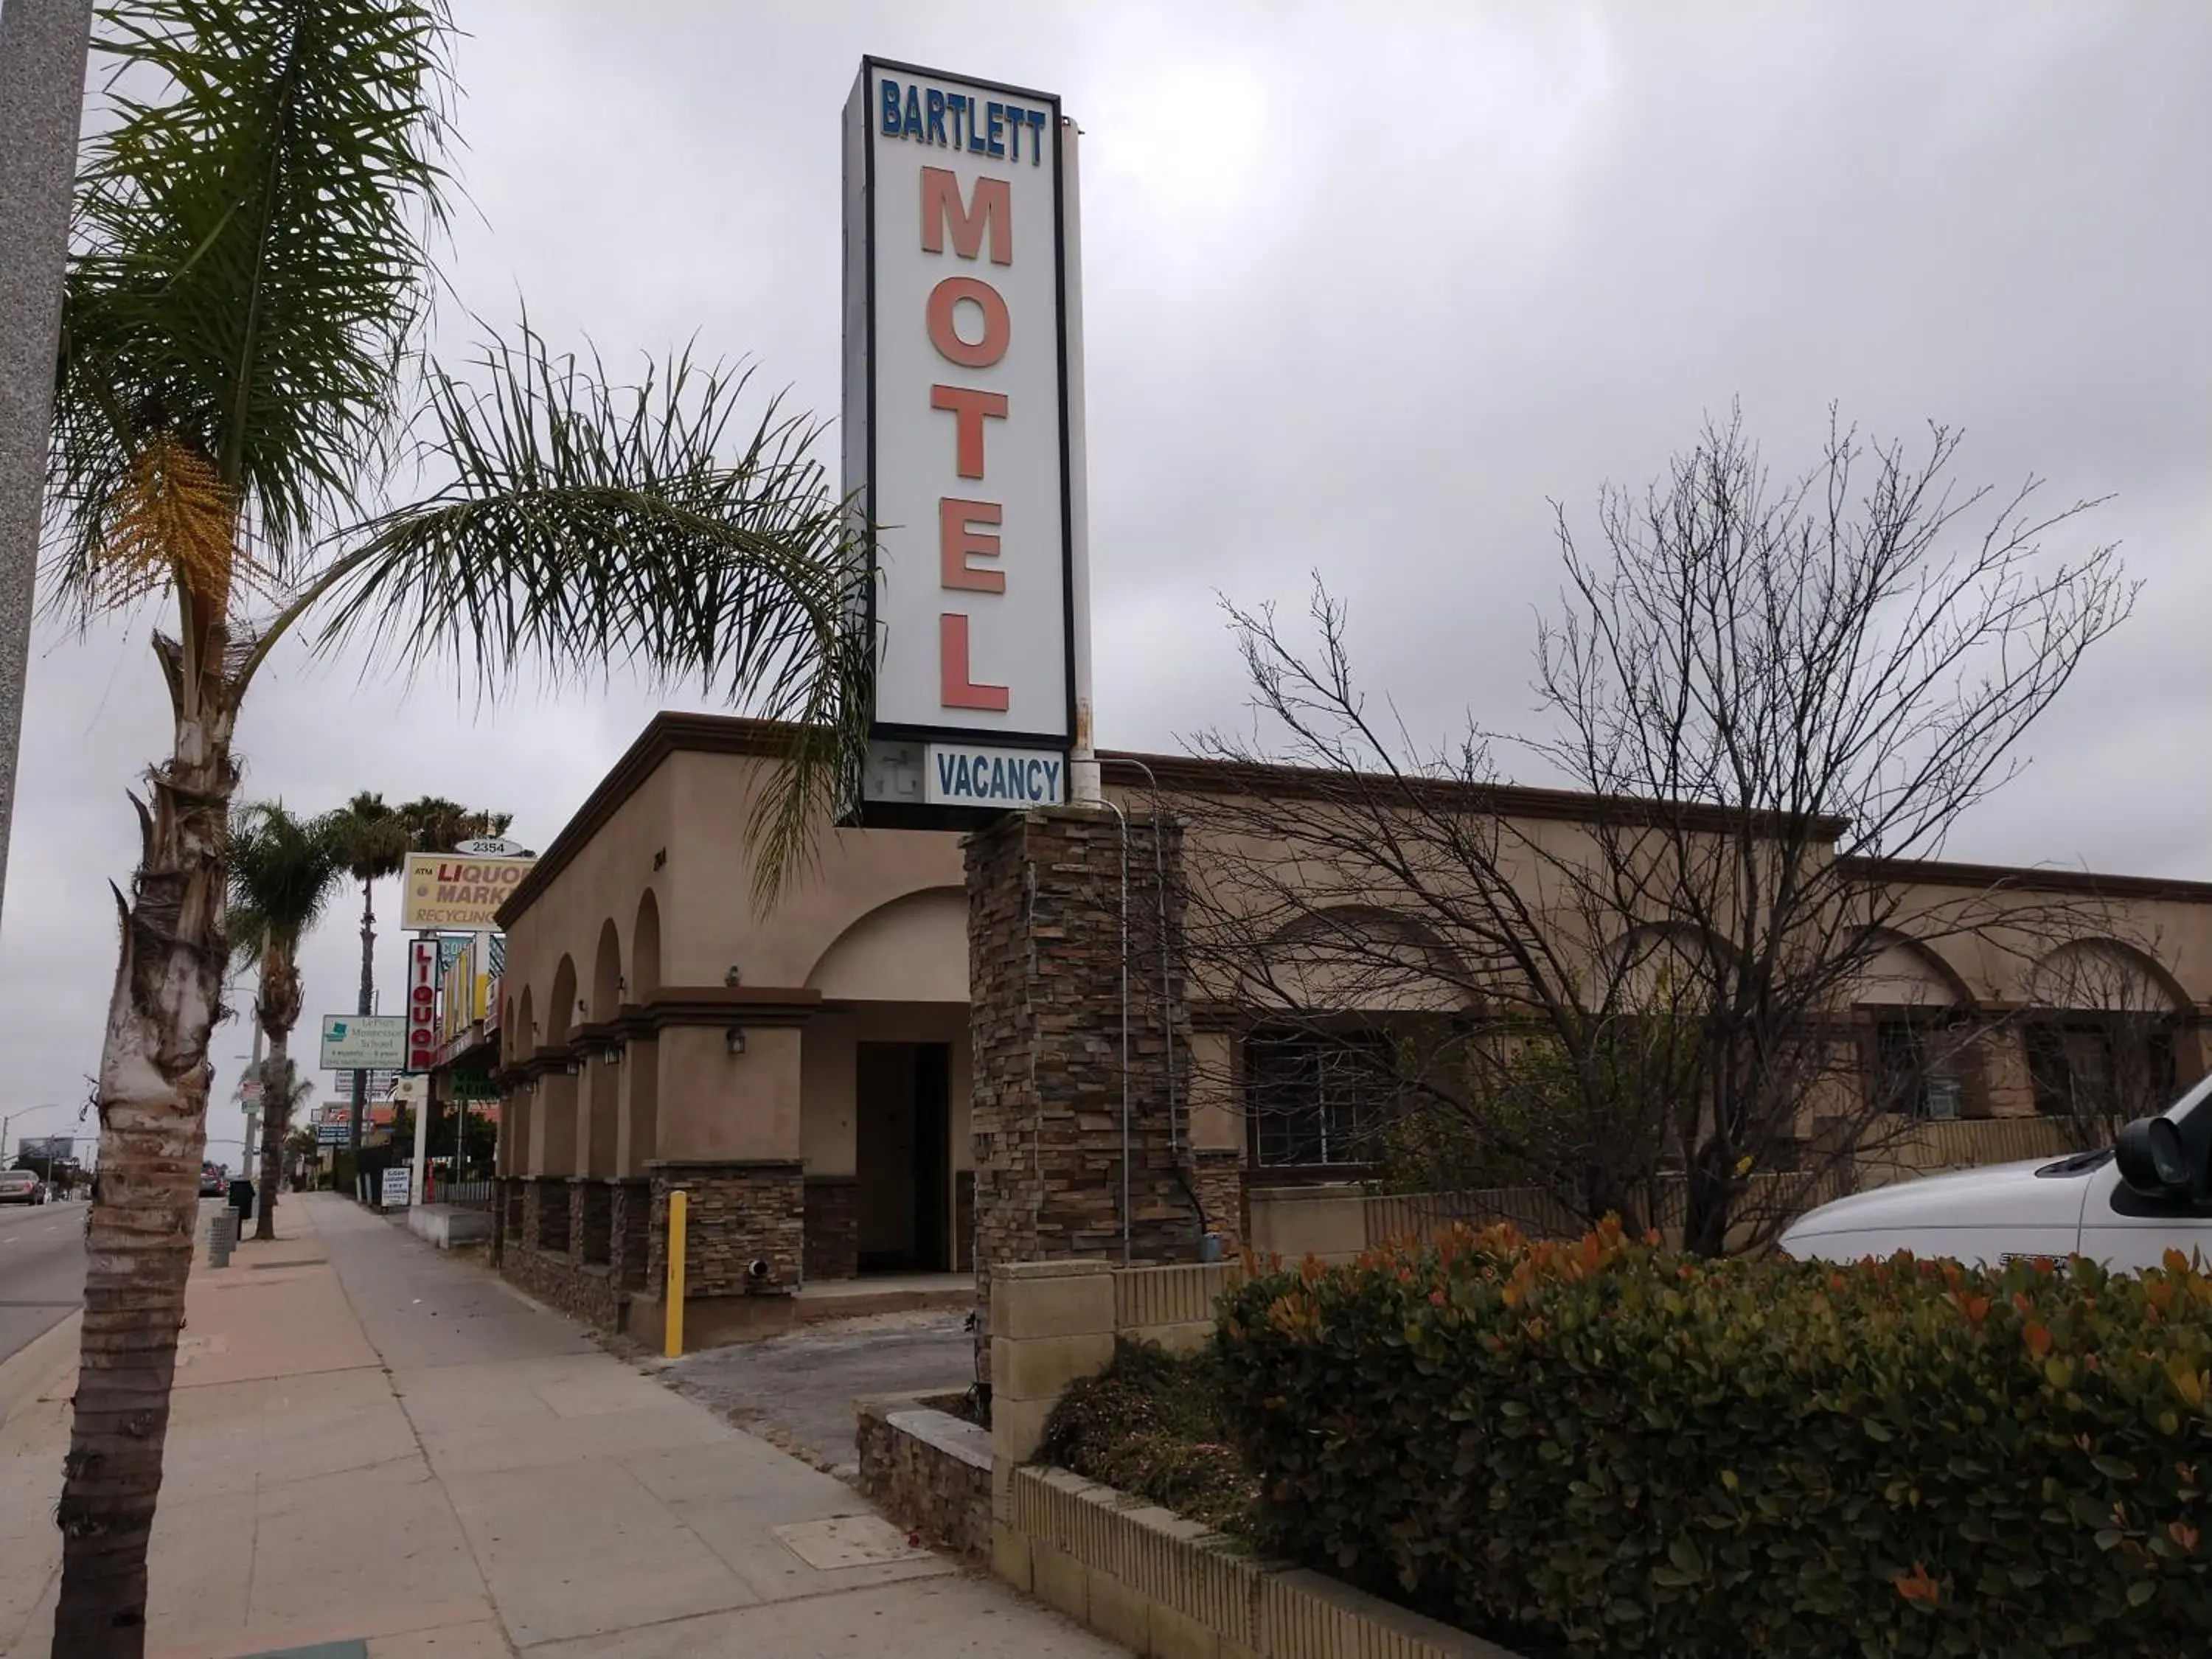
397, 795, 515, 855
42, 4, 868, 1647
327, 793, 410, 1165
228, 801, 344, 1239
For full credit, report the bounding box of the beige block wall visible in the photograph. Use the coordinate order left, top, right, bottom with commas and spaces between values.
1186, 1029, 1241, 1153
616, 1034, 659, 1175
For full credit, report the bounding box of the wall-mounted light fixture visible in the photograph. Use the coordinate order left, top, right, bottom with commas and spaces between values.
616, 976, 627, 995
601, 1044, 622, 1066
724, 1026, 747, 1055
724, 964, 742, 987
563, 1058, 582, 1077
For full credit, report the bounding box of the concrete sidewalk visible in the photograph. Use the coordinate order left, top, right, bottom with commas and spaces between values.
0, 1194, 1119, 1658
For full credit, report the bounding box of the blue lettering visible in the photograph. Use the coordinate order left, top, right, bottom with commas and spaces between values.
936, 751, 959, 797
946, 91, 966, 150
967, 100, 987, 153
953, 754, 973, 796
1043, 759, 1062, 801
990, 755, 1009, 799
982, 101, 1003, 156
1006, 104, 1023, 162
1023, 758, 1042, 799
880, 78, 902, 136
925, 88, 946, 147
1026, 108, 1048, 166
904, 85, 923, 140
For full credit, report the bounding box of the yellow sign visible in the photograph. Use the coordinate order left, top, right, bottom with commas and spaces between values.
400, 853, 535, 931
439, 937, 491, 1042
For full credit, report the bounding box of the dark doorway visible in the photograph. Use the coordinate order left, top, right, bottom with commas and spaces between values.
855, 1041, 953, 1273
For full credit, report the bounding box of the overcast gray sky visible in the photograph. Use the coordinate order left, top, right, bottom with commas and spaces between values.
4, 1, 2207, 1169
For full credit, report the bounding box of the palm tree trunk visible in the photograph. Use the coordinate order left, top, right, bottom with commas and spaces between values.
350, 874, 372, 1172
54, 717, 235, 1657
254, 1032, 291, 1241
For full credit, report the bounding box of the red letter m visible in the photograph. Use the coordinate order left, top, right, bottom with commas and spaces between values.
920, 167, 1011, 265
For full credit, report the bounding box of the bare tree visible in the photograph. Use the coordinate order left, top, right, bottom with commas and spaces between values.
1186, 409, 2135, 1255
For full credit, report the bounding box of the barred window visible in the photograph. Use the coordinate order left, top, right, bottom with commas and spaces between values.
2025, 1019, 2175, 1124
1245, 1032, 1398, 1167
1872, 1018, 1964, 1121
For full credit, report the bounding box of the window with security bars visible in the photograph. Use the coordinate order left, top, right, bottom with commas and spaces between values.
2024, 1019, 2175, 1126
1872, 1018, 1966, 1120
1244, 1032, 1399, 1167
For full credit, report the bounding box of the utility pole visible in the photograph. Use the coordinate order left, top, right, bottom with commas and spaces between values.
0, 0, 95, 934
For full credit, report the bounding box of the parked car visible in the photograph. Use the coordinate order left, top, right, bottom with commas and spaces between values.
0, 1169, 47, 1205
198, 1164, 228, 1197
1780, 1071, 2212, 1272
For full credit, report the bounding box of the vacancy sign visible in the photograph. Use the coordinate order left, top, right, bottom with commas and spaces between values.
844, 58, 1074, 782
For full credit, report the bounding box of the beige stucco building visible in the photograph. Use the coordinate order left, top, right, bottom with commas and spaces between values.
480, 712, 2212, 1338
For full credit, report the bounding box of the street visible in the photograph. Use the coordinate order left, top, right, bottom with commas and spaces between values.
0, 1199, 82, 1371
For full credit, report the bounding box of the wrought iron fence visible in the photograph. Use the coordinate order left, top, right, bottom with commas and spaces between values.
433, 1178, 496, 1209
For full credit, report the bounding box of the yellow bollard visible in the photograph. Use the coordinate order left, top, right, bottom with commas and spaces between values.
664, 1189, 688, 1358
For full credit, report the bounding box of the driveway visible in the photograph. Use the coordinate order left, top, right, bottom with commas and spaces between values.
661, 1307, 976, 1475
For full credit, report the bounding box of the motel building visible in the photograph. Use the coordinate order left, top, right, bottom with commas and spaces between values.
483, 711, 2212, 1344
479, 59, 2212, 1343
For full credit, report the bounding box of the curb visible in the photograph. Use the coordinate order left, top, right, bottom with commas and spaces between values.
0, 1308, 81, 1430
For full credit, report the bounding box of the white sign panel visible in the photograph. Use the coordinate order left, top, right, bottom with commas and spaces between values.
380, 1166, 412, 1208
924, 742, 1065, 809
319, 1014, 406, 1071
845, 58, 1074, 754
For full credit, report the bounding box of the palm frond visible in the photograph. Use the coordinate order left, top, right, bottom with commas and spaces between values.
302, 323, 873, 907
227, 799, 346, 964
46, 0, 456, 622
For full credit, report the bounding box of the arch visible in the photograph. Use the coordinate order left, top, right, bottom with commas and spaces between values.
632, 889, 662, 1001
1254, 904, 1478, 1015
512, 985, 535, 1064
591, 919, 622, 1021
546, 956, 577, 1046
1593, 920, 1717, 1012
1853, 928, 1975, 1010
804, 887, 970, 1002
2025, 939, 2189, 1016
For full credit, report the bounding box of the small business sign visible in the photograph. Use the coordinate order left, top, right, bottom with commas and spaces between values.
319, 1014, 406, 1071
844, 58, 1078, 815
400, 853, 535, 931
404, 939, 440, 1072
380, 1166, 411, 1208
453, 836, 527, 857
924, 741, 1065, 809
448, 1068, 501, 1102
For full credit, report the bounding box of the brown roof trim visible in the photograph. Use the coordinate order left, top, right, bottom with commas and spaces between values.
1097, 750, 1853, 842
1840, 855, 2212, 905
497, 712, 2211, 927
498, 713, 801, 928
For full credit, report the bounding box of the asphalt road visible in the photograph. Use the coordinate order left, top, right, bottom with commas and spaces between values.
0, 1197, 86, 1368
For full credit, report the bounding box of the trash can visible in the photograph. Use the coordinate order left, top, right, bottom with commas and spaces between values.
228, 1175, 256, 1233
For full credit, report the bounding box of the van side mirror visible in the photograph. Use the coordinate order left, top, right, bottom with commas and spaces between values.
2115, 1116, 2195, 1200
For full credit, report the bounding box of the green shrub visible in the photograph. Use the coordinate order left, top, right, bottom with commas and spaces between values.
1216, 1223, 2212, 1658
1039, 1340, 1257, 1534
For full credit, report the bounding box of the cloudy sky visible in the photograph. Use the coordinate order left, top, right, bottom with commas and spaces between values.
4, 1, 2207, 1169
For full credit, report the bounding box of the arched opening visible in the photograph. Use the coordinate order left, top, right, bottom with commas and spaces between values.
632, 890, 662, 1001
1854, 930, 1978, 1122
804, 888, 969, 1001
591, 919, 622, 1022
2022, 939, 2188, 1138
538, 957, 580, 1182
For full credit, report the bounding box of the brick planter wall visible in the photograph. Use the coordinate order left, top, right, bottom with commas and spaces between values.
966, 808, 1205, 1379
804, 1176, 859, 1281
857, 1397, 991, 1559
504, 1245, 622, 1331
536, 1178, 571, 1253
647, 1160, 804, 1298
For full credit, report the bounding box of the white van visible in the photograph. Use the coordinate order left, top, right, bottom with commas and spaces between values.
1778, 1072, 2212, 1273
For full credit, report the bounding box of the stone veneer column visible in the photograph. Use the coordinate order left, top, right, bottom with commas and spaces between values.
646, 1160, 805, 1298
1190, 1148, 1246, 1256
966, 807, 1204, 1382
